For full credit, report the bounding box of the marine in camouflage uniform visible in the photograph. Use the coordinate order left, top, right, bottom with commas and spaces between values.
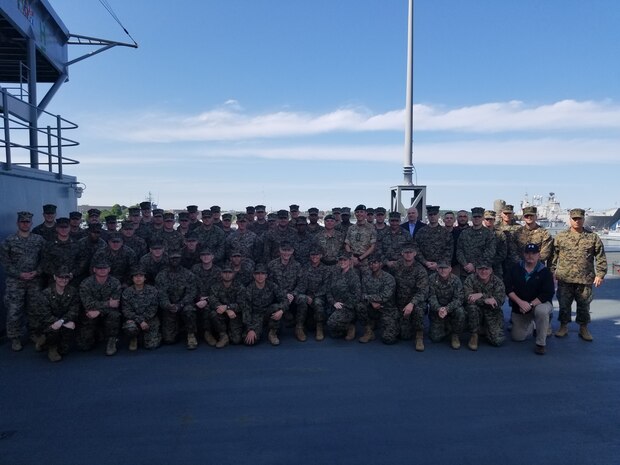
326, 254, 363, 340
456, 207, 496, 280
69, 211, 87, 241
414, 205, 453, 273
373, 207, 389, 250
463, 262, 506, 350
295, 249, 331, 341
482, 210, 508, 278
315, 214, 345, 266
77, 261, 122, 355
191, 249, 221, 345
292, 217, 318, 266
267, 243, 303, 333
496, 204, 521, 271
229, 251, 255, 287
193, 210, 226, 265
32, 267, 79, 361
31, 204, 58, 242
40, 218, 81, 285
155, 252, 199, 348
551, 208, 607, 341
248, 205, 270, 238
263, 210, 298, 263
242, 264, 288, 345
428, 262, 465, 349
121, 268, 161, 350
75, 224, 106, 281
358, 255, 399, 344
345, 205, 377, 270
382, 212, 412, 267
0, 211, 45, 349
91, 234, 138, 286
139, 242, 169, 284
151, 212, 185, 253
306, 208, 324, 236
512, 206, 553, 265
209, 267, 246, 346
389, 245, 429, 350
225, 214, 262, 263
120, 221, 148, 260
180, 232, 202, 270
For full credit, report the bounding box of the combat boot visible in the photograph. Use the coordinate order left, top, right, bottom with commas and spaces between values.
315, 323, 325, 341
203, 330, 217, 346
358, 325, 375, 343
105, 337, 117, 356
451, 334, 461, 350
32, 334, 46, 352
415, 331, 425, 352
579, 325, 593, 342
129, 337, 138, 351
295, 324, 307, 342
345, 324, 356, 341
47, 346, 62, 362
555, 323, 569, 338
216, 333, 229, 349
268, 329, 280, 346
468, 333, 478, 351
187, 333, 198, 350
11, 338, 22, 352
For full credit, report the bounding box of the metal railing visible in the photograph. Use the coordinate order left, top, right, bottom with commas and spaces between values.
0, 87, 80, 177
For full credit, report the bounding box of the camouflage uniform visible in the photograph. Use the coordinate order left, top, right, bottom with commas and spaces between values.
456, 227, 496, 278
209, 279, 246, 344
121, 284, 161, 349
392, 259, 429, 339
463, 273, 506, 346
155, 266, 198, 344
360, 269, 399, 344
151, 229, 185, 253
122, 235, 148, 261
381, 228, 412, 263
293, 232, 317, 266
326, 267, 362, 337
315, 229, 345, 265
414, 225, 453, 268
193, 225, 226, 264
489, 228, 508, 278
191, 263, 222, 334
243, 281, 287, 340
296, 262, 330, 326
33, 284, 80, 353
248, 221, 270, 238
345, 223, 377, 259
552, 228, 607, 325
512, 225, 553, 264
497, 222, 521, 270
75, 235, 106, 280
139, 252, 169, 284
77, 275, 122, 350
0, 232, 45, 339
231, 257, 255, 287
91, 246, 137, 286
263, 226, 297, 262
40, 238, 81, 284
225, 229, 262, 263
428, 273, 465, 342
32, 223, 57, 242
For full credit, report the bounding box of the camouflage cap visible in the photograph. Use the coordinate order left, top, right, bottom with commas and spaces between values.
107, 232, 123, 242
375, 207, 387, 215
289, 204, 300, 212
341, 207, 351, 215
17, 211, 33, 221
199, 248, 214, 256
324, 214, 335, 221
308, 207, 319, 215
105, 215, 117, 223
210, 205, 221, 213
331, 207, 342, 214
128, 207, 141, 216
483, 210, 496, 220
246, 206, 255, 214
366, 208, 375, 215
139, 201, 152, 210
55, 217, 70, 227
253, 263, 268, 274
201, 209, 213, 218
178, 211, 189, 221
471, 207, 485, 217
277, 209, 289, 219
150, 240, 164, 249
367, 253, 383, 264
93, 259, 110, 269
185, 231, 198, 241
296, 216, 307, 225
255, 205, 266, 212
121, 221, 135, 230
186, 205, 198, 213
522, 206, 537, 215
236, 213, 248, 222
54, 265, 72, 278
475, 260, 492, 269
152, 209, 164, 217
437, 261, 451, 269
87, 223, 102, 231
230, 250, 242, 257
426, 205, 440, 214
221, 213, 232, 221
130, 266, 146, 276
337, 251, 352, 260
43, 204, 57, 214
309, 247, 323, 255
69, 211, 82, 219
221, 264, 234, 273
389, 211, 401, 220
163, 212, 175, 221
279, 241, 294, 251
401, 243, 417, 253
570, 208, 585, 218
88, 208, 101, 217
502, 205, 514, 214
267, 213, 277, 221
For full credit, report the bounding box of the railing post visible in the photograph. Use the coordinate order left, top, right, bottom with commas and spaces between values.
47, 125, 53, 172
2, 89, 12, 170
56, 114, 63, 177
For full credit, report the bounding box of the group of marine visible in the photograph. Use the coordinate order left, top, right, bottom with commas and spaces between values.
0, 199, 607, 362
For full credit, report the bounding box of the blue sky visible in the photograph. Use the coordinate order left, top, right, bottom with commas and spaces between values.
43, 0, 620, 213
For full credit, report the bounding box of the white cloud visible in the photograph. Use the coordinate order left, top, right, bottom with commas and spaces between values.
87, 99, 620, 143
